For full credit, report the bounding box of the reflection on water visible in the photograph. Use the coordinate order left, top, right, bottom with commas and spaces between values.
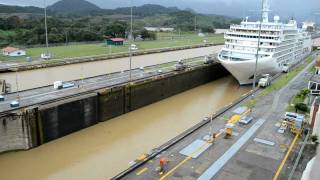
0, 76, 250, 180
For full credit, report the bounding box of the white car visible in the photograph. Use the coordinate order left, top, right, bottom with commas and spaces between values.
258, 74, 271, 88
129, 44, 138, 51
282, 63, 289, 73
10, 100, 19, 108
41, 53, 51, 60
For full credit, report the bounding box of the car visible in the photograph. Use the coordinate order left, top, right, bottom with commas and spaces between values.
284, 112, 304, 122
258, 74, 271, 88
53, 81, 63, 89
10, 100, 19, 108
157, 69, 163, 74
239, 116, 253, 125
0, 95, 4, 101
41, 53, 51, 60
62, 82, 75, 89
139, 67, 144, 71
282, 63, 290, 73
204, 56, 214, 64
174, 63, 187, 71
129, 44, 138, 51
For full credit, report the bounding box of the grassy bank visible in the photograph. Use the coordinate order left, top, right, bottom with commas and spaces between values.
0, 33, 223, 63
260, 56, 314, 96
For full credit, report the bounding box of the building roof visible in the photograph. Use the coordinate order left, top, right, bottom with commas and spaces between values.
109, 38, 125, 42
2, 47, 19, 53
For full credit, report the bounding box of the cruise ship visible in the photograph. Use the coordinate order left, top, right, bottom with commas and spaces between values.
217, 0, 312, 85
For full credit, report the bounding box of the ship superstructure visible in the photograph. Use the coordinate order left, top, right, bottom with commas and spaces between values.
218, 0, 312, 85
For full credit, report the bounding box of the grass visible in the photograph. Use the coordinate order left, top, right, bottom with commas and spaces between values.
287, 89, 310, 113
0, 33, 224, 63
244, 98, 257, 108
260, 55, 314, 96
287, 95, 305, 112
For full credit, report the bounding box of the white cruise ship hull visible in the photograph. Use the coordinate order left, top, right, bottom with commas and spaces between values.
218, 54, 280, 85
216, 0, 312, 85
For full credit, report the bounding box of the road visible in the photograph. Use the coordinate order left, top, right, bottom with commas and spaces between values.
121, 55, 315, 180
0, 57, 207, 113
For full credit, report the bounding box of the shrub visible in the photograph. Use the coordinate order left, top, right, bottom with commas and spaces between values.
311, 135, 319, 144
295, 103, 308, 112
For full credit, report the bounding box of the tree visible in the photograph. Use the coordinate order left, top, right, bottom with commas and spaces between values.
200, 25, 216, 33
101, 21, 128, 38
139, 29, 156, 40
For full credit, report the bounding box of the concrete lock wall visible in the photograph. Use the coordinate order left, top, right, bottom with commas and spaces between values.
0, 63, 229, 152
38, 93, 98, 143
98, 87, 125, 122
0, 108, 38, 153
127, 64, 227, 111
98, 64, 229, 121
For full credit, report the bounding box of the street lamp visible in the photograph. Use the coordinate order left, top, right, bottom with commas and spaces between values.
252, 0, 266, 91
44, 0, 49, 56
14, 69, 20, 101
129, 0, 133, 82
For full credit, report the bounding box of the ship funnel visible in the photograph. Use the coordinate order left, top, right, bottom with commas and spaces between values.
274, 16, 280, 23
262, 0, 270, 22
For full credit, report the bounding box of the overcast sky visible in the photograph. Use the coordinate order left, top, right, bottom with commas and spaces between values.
0, 0, 319, 22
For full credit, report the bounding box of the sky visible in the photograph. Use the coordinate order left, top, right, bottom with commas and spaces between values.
0, 0, 319, 22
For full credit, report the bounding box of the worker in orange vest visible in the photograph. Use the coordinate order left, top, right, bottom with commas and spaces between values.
159, 158, 168, 174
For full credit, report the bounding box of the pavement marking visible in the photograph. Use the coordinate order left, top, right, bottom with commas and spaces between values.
136, 167, 148, 176
159, 156, 192, 180
273, 133, 300, 180
160, 140, 213, 180
179, 139, 212, 158
254, 138, 275, 146
197, 119, 266, 180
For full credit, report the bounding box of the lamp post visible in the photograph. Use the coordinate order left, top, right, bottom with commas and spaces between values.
15, 69, 20, 101
129, 0, 133, 82
44, 0, 49, 56
252, 0, 265, 92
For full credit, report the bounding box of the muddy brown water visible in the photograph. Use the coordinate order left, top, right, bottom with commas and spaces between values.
0, 75, 250, 180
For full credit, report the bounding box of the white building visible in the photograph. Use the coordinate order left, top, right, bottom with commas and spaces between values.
159, 28, 174, 32
1, 47, 26, 57
144, 27, 174, 32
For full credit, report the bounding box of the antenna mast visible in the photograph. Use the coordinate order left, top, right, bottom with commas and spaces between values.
262, 0, 270, 22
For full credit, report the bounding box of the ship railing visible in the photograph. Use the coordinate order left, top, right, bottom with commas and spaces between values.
230, 24, 282, 30
226, 31, 280, 37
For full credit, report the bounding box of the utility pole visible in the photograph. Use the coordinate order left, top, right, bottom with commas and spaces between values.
15, 69, 20, 101
252, 0, 267, 91
194, 15, 197, 33
65, 30, 68, 46
44, 0, 49, 55
129, 0, 133, 82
